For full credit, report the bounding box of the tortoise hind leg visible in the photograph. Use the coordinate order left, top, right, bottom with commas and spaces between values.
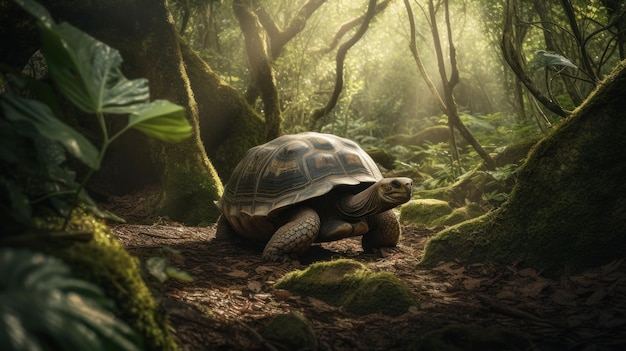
263, 207, 321, 261
215, 215, 235, 241
361, 210, 401, 252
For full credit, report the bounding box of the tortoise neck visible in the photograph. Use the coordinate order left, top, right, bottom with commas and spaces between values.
338, 183, 388, 219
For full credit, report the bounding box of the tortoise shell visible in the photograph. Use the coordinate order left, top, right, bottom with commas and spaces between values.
218, 132, 383, 239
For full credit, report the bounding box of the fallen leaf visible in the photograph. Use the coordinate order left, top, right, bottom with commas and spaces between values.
519, 279, 551, 298
272, 289, 292, 299
226, 269, 249, 278
247, 280, 263, 293
584, 287, 606, 305
462, 278, 482, 290
255, 265, 275, 274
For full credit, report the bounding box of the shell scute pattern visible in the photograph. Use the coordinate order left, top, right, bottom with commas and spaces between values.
220, 132, 383, 235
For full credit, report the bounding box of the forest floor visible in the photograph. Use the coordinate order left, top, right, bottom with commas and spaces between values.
104, 189, 626, 351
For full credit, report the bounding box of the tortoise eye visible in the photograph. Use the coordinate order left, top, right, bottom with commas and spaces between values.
391, 180, 401, 188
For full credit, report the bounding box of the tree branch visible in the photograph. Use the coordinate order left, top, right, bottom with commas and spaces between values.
308, 0, 377, 129
501, 0, 571, 118
256, 0, 327, 59
315, 0, 392, 55
560, 0, 600, 82
403, 0, 446, 112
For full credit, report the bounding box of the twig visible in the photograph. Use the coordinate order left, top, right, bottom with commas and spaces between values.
475, 293, 548, 324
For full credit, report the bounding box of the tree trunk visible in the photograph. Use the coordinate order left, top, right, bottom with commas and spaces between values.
0, 0, 229, 225
418, 60, 626, 276
233, 0, 282, 140
179, 40, 265, 180
602, 0, 626, 60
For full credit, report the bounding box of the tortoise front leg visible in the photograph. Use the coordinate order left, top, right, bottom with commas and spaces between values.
361, 210, 401, 252
263, 207, 321, 261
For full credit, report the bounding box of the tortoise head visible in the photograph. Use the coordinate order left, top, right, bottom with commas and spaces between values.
338, 177, 413, 219
377, 177, 413, 206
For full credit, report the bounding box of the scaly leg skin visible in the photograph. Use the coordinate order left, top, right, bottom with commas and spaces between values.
361, 210, 401, 253
263, 207, 321, 261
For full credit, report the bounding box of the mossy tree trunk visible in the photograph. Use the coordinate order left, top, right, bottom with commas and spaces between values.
233, 0, 282, 141
0, 0, 265, 224
179, 40, 265, 181
419, 61, 626, 276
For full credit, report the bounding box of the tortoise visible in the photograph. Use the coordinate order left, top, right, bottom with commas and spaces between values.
216, 132, 413, 261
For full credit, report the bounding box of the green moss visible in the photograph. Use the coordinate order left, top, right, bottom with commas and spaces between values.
400, 199, 452, 226
345, 272, 417, 316
418, 61, 626, 276
413, 187, 454, 202
275, 259, 418, 316
262, 311, 317, 350
418, 212, 496, 269
432, 203, 485, 226
51, 213, 178, 351
157, 139, 224, 226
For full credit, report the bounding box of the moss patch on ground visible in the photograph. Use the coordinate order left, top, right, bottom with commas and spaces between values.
275, 259, 418, 316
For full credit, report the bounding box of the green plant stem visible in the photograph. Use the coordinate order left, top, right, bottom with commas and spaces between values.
62, 112, 111, 229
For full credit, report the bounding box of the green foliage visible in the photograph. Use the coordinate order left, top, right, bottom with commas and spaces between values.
0, 248, 143, 351
0, 0, 192, 233
54, 214, 179, 351
146, 255, 194, 283
530, 50, 578, 69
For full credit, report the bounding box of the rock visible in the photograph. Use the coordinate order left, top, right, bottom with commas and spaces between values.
400, 199, 452, 226
262, 311, 317, 351
274, 259, 418, 316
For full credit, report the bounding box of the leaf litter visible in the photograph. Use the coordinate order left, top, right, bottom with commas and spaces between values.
105, 190, 626, 350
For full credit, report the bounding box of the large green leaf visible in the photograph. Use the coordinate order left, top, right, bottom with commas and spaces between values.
17, 0, 150, 115
128, 100, 193, 143
0, 248, 143, 351
0, 94, 100, 169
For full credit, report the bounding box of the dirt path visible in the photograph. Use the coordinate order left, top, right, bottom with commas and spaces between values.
110, 220, 626, 350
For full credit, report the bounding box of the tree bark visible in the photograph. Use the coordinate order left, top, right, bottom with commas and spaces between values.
418, 60, 626, 276
233, 0, 282, 140
179, 40, 265, 180
0, 0, 228, 224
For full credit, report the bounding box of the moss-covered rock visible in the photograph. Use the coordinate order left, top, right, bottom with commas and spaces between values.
418, 212, 498, 269
400, 199, 452, 226
53, 214, 178, 351
433, 203, 485, 226
275, 259, 417, 316
262, 311, 317, 351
